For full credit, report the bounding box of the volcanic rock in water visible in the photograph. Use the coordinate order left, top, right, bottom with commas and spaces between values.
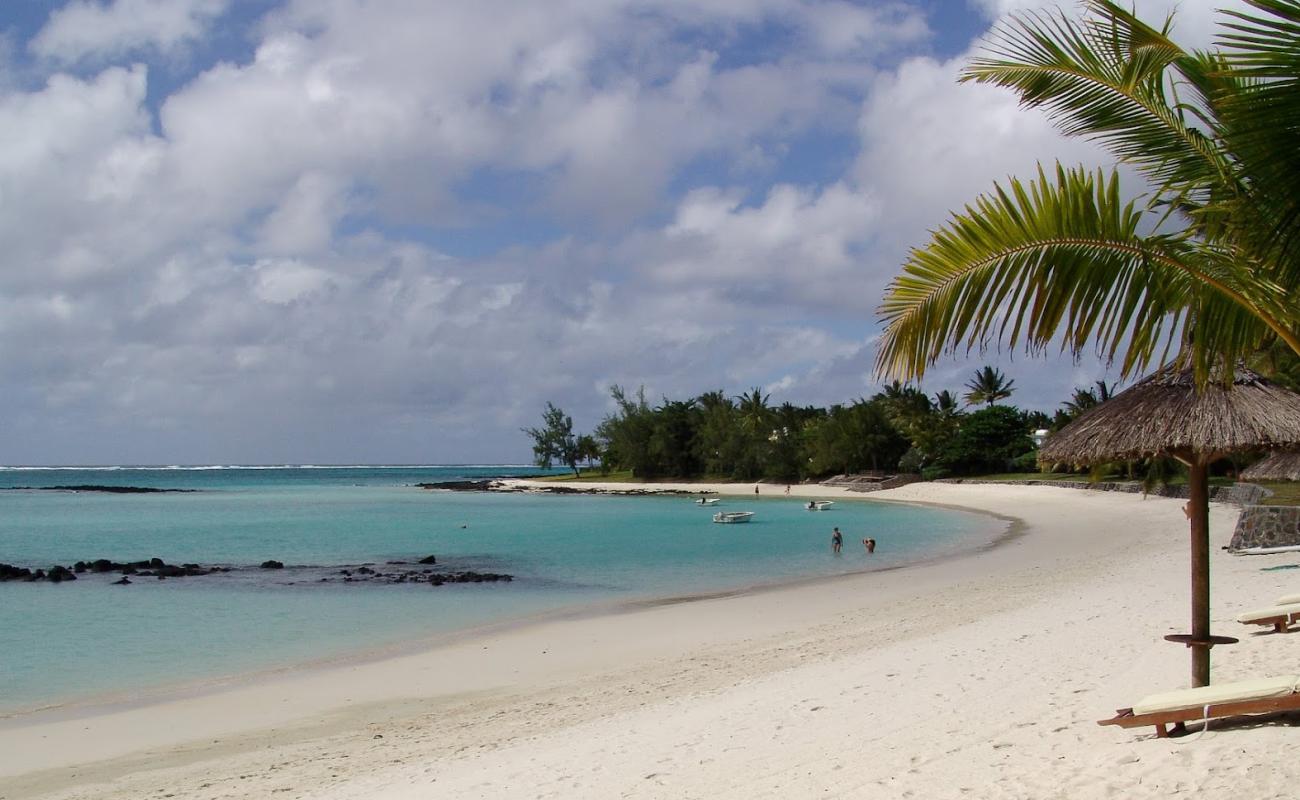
0, 563, 34, 581
260, 560, 285, 569
46, 565, 77, 583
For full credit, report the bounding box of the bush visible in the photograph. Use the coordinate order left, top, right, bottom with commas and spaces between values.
921, 465, 951, 481
1009, 450, 1040, 473
898, 446, 925, 474
934, 405, 1035, 476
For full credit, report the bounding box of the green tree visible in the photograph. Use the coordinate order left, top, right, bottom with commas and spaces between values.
693, 390, 742, 477
807, 399, 908, 475
935, 405, 1035, 476
933, 390, 960, 414
876, 1, 1300, 388
575, 434, 602, 471
523, 402, 581, 476
650, 399, 702, 478
595, 386, 657, 477
963, 366, 1015, 407
766, 402, 823, 482
733, 388, 773, 480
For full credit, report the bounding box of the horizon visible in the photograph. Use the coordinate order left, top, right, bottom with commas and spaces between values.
0, 0, 1245, 465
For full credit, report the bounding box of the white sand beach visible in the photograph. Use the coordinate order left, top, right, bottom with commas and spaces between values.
4, 482, 1299, 799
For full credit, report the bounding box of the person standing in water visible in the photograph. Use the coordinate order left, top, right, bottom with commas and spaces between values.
831, 527, 843, 554
863, 538, 876, 554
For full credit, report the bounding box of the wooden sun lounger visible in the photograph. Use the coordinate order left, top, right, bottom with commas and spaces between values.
1237, 602, 1300, 633
1099, 676, 1300, 737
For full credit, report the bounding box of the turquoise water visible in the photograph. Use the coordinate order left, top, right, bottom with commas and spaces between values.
0, 467, 1002, 714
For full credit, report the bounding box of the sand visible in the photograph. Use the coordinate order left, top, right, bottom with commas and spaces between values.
3, 481, 1299, 799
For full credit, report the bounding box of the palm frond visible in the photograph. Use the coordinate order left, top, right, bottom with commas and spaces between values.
875, 165, 1283, 383
962, 0, 1229, 192
1215, 0, 1300, 284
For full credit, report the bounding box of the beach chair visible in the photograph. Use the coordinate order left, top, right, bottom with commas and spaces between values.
1236, 602, 1300, 633
1098, 675, 1300, 737
1275, 593, 1300, 605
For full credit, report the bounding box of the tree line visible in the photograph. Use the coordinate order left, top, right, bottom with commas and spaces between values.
525, 366, 1115, 482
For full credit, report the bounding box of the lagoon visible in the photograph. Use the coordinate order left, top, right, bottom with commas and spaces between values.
0, 466, 1001, 714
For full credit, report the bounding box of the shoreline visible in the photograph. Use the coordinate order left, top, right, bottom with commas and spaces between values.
5, 482, 1298, 799
0, 482, 1009, 722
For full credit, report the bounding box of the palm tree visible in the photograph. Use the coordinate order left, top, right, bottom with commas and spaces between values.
1063, 387, 1100, 417
734, 388, 773, 479
933, 390, 960, 414
876, 1, 1300, 388
964, 366, 1015, 407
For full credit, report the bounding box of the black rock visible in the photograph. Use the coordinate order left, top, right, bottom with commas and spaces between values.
112, 576, 132, 585
47, 565, 77, 583
260, 560, 285, 569
417, 555, 438, 565
0, 563, 34, 581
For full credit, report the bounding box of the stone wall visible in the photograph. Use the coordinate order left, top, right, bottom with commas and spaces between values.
1228, 505, 1300, 551
820, 473, 921, 493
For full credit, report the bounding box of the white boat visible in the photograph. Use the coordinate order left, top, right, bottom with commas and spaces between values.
805, 500, 835, 511
712, 511, 754, 524
695, 497, 720, 505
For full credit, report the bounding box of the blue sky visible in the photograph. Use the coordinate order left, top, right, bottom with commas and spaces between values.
0, 0, 1241, 465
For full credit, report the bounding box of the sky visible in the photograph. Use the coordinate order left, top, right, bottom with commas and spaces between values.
0, 0, 1249, 465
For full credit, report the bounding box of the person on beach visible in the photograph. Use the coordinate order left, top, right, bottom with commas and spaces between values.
754, 484, 760, 495
863, 538, 876, 554
831, 527, 843, 554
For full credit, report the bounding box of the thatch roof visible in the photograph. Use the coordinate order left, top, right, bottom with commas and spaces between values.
1242, 450, 1300, 482
1039, 367, 1300, 465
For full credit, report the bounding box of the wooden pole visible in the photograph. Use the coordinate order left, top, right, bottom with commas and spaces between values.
1189, 456, 1211, 687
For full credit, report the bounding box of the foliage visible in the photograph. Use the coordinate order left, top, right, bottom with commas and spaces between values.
963, 366, 1015, 407
876, 0, 1300, 390
806, 400, 910, 476
523, 402, 581, 476
530, 376, 1173, 482
934, 405, 1037, 476
594, 386, 657, 478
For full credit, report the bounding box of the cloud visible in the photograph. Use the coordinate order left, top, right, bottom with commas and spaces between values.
0, 0, 1222, 464
967, 0, 1255, 50
30, 0, 229, 64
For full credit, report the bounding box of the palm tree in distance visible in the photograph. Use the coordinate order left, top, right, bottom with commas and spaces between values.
964, 366, 1015, 407
876, 1, 1300, 388
933, 389, 960, 414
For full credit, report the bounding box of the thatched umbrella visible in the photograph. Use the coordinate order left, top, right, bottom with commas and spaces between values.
1242, 450, 1300, 482
1040, 367, 1300, 687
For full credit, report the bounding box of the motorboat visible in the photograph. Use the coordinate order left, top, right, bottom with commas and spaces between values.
695, 497, 720, 505
712, 511, 754, 524
805, 500, 835, 511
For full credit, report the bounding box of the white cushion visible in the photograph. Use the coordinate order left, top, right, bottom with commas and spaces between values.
1236, 602, 1300, 624
1275, 593, 1300, 606
1133, 675, 1300, 715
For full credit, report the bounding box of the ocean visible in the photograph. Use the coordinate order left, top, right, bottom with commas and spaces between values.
0, 466, 1003, 715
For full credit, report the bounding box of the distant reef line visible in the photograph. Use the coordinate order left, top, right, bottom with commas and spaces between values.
1, 485, 197, 493
418, 479, 693, 496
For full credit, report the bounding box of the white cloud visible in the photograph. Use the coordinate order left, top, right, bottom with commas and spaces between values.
252, 259, 335, 305
1, 0, 1230, 464
31, 0, 229, 64
968, 0, 1255, 50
